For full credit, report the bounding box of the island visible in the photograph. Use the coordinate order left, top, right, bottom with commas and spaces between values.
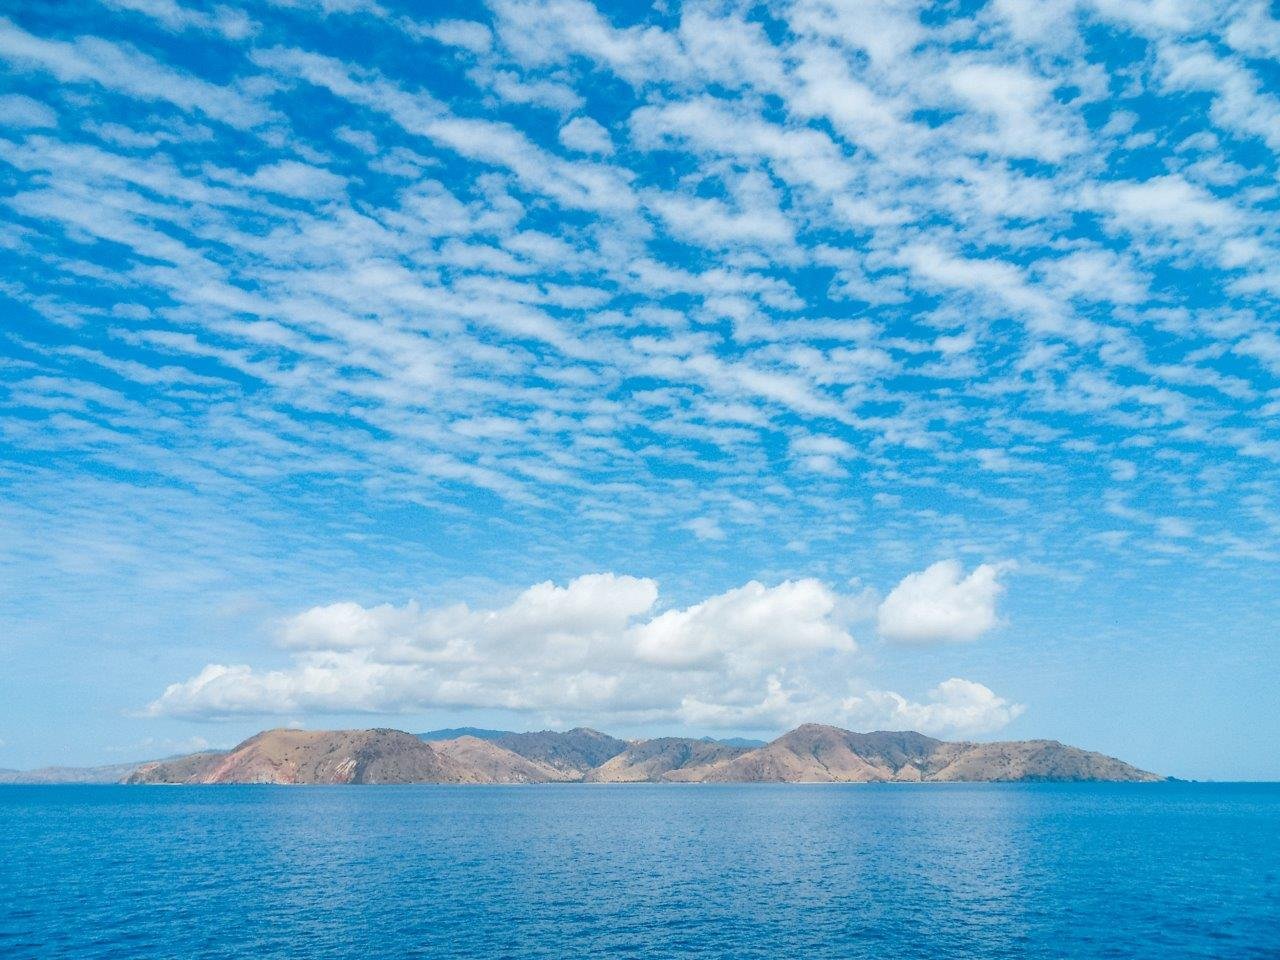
0, 724, 1164, 785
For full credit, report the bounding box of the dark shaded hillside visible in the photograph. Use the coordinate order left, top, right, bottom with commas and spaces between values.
494, 727, 628, 773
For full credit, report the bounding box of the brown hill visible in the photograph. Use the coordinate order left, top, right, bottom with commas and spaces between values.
127, 729, 473, 784
925, 739, 1163, 782
697, 724, 1160, 783
123, 751, 227, 784
586, 738, 750, 782
425, 735, 576, 783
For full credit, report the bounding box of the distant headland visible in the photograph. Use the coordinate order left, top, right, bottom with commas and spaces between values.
2, 724, 1163, 784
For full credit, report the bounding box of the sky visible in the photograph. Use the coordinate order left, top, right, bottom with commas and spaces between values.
1, 0, 1278, 779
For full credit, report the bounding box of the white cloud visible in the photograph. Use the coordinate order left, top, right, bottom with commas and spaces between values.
0, 92, 56, 128
841, 678, 1025, 738
412, 19, 492, 54
280, 600, 424, 650
898, 243, 1067, 334
1105, 175, 1240, 234
947, 62, 1082, 161
143, 572, 1025, 738
684, 517, 726, 541
208, 159, 347, 198
558, 115, 613, 155
0, 18, 271, 128
877, 559, 1015, 644
99, 0, 255, 40
1224, 2, 1280, 59
633, 579, 854, 669
146, 575, 848, 721
471, 67, 583, 111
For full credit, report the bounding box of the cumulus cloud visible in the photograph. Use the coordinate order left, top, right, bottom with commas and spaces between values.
147, 574, 854, 720
633, 579, 853, 668
145, 572, 1020, 738
842, 679, 1025, 738
877, 560, 1014, 644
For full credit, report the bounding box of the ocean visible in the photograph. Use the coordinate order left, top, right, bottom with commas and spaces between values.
2, 782, 1277, 958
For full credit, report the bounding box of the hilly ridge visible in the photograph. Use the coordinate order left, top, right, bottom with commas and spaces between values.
118, 723, 1162, 785
490, 728, 629, 774
128, 729, 474, 785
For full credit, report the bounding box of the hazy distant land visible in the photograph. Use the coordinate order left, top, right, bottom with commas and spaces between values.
2, 725, 1162, 785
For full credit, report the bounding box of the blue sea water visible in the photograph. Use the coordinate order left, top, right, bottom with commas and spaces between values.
2, 783, 1278, 959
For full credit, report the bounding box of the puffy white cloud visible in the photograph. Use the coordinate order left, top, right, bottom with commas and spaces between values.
841, 679, 1025, 738
633, 579, 854, 669
280, 601, 424, 651
146, 574, 855, 719
877, 560, 1014, 644
145, 571, 1023, 738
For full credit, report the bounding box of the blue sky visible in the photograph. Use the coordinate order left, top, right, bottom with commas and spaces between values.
1, 0, 1278, 778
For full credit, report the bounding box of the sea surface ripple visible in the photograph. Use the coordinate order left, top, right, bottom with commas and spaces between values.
2, 782, 1278, 958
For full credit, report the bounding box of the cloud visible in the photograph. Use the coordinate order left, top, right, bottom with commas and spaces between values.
143, 572, 1023, 738
105, 734, 214, 756
222, 159, 347, 198
0, 92, 56, 128
5, 0, 1280, 760
98, 0, 256, 40
410, 18, 492, 54
841, 679, 1026, 738
0, 18, 271, 128
947, 62, 1082, 161
632, 579, 854, 669
558, 115, 613, 154
877, 560, 1015, 644
684, 517, 726, 541
1105, 175, 1240, 235
145, 574, 857, 720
